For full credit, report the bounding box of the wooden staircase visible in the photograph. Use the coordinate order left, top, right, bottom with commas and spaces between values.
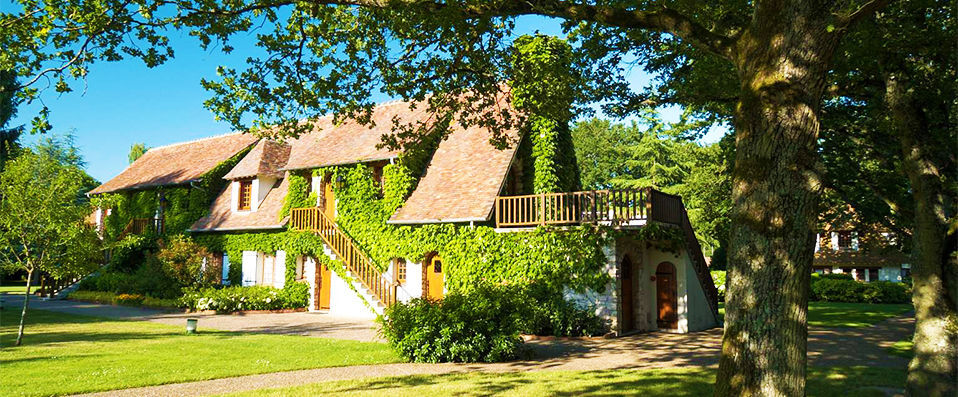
290, 208, 398, 309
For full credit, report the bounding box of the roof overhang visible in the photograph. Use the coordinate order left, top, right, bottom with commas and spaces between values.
386, 216, 489, 225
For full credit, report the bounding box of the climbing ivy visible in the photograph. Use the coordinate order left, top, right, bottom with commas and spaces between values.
294, 162, 618, 294
98, 144, 253, 239
510, 34, 581, 194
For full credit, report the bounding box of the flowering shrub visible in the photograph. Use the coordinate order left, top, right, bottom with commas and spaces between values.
179, 283, 309, 312
114, 293, 145, 305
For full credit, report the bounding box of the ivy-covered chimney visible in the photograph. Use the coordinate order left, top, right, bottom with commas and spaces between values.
509, 34, 581, 194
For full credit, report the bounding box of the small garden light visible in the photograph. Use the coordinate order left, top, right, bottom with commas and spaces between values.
186, 318, 198, 334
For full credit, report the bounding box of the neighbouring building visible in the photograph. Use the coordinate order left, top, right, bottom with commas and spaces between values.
813, 207, 911, 283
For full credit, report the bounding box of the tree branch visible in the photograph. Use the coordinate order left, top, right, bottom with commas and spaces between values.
185, 0, 737, 58
838, 0, 894, 28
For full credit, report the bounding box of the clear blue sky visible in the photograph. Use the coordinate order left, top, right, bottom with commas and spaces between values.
12, 15, 725, 183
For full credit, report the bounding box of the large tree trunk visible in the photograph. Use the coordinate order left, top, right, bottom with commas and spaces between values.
885, 75, 958, 397
16, 268, 33, 346
714, 4, 839, 395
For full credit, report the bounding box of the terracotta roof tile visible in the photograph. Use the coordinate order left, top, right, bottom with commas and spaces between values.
189, 177, 289, 232
284, 102, 431, 170
388, 125, 519, 224
89, 133, 258, 195
223, 140, 291, 180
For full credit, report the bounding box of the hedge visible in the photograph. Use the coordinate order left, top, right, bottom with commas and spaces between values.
67, 290, 179, 308
810, 274, 909, 304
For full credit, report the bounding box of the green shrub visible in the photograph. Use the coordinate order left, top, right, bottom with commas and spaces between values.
78, 256, 182, 299
379, 284, 533, 363
523, 283, 609, 337
811, 278, 909, 304
711, 270, 726, 302
155, 235, 219, 288
179, 283, 309, 312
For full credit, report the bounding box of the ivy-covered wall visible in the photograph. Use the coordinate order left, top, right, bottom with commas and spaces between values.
282, 162, 616, 294
97, 145, 253, 239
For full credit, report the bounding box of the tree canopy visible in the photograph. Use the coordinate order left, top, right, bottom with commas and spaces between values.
0, 137, 101, 345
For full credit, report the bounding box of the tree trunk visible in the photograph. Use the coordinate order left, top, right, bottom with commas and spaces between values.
884, 75, 958, 397
16, 268, 33, 346
714, 5, 839, 395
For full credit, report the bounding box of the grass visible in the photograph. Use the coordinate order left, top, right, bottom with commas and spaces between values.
888, 340, 913, 358
0, 307, 399, 396
224, 366, 906, 397
718, 301, 912, 328
0, 281, 28, 295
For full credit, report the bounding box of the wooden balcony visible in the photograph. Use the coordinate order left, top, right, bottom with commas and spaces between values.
495, 188, 683, 228
119, 218, 163, 239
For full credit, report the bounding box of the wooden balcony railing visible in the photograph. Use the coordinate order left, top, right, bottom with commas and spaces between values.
496, 188, 658, 228
290, 207, 397, 308
118, 218, 163, 239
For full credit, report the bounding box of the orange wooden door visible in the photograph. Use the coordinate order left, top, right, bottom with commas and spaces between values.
323, 176, 336, 221
656, 262, 677, 329
424, 254, 444, 300
620, 256, 635, 332
318, 264, 332, 309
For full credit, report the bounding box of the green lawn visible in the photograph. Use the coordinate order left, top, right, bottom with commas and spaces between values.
718, 301, 912, 328
0, 282, 28, 295
224, 366, 905, 397
0, 307, 399, 396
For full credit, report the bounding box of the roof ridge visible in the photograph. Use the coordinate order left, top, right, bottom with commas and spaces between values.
148, 132, 251, 152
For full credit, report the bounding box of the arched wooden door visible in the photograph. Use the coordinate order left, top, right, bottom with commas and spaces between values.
316, 262, 331, 310
620, 256, 635, 332
423, 253, 444, 300
656, 262, 678, 329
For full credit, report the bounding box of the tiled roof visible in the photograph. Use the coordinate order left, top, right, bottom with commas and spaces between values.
284, 102, 426, 171
88, 133, 258, 195
388, 125, 519, 224
223, 140, 291, 180
189, 177, 290, 232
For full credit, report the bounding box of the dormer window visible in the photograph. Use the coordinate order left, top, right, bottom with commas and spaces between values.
237, 180, 253, 211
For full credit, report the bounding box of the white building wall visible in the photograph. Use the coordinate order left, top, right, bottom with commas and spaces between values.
564, 242, 619, 329
385, 259, 423, 302
304, 256, 318, 310
254, 176, 277, 210
230, 181, 240, 213
327, 270, 377, 319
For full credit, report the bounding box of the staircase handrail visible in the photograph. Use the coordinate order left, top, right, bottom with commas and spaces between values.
291, 207, 397, 307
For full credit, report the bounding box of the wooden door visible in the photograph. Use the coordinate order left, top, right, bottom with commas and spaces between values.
656, 262, 678, 329
424, 254, 444, 300
317, 263, 332, 310
323, 175, 336, 221
620, 256, 635, 332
